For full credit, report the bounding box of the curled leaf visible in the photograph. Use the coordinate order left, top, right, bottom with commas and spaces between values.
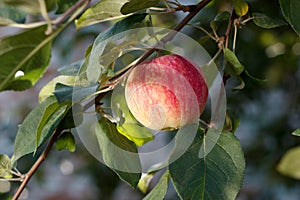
292, 128, 300, 136
55, 131, 76, 152
224, 48, 245, 76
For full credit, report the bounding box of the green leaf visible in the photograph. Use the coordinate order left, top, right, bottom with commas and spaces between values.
143, 170, 169, 200
12, 96, 68, 162
112, 83, 154, 146
58, 60, 83, 76
292, 128, 300, 136
55, 131, 76, 152
85, 13, 147, 83
0, 25, 56, 91
95, 117, 141, 188
53, 83, 99, 103
93, 13, 147, 46
214, 11, 231, 22
39, 75, 76, 103
233, 0, 248, 16
59, 103, 83, 129
0, 4, 26, 23
210, 11, 230, 31
138, 173, 154, 194
75, 0, 128, 29
1, 0, 40, 14
55, 0, 77, 14
169, 131, 245, 200
277, 146, 300, 179
121, 0, 160, 15
117, 123, 154, 146
0, 16, 15, 26
253, 12, 287, 29
35, 101, 67, 148
224, 48, 245, 76
280, 0, 300, 36
0, 154, 12, 178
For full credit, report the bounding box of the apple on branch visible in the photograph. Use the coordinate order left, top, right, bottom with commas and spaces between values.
125, 54, 208, 130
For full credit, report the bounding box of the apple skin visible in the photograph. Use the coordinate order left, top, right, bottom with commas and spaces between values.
125, 54, 208, 130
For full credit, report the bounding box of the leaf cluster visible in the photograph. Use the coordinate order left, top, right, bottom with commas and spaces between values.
0, 0, 300, 199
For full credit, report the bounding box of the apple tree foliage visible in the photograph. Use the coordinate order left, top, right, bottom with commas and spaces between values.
0, 0, 299, 199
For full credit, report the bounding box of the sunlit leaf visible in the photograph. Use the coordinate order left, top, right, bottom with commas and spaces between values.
143, 170, 169, 200
121, 0, 160, 15
277, 146, 300, 179
35, 101, 68, 149
117, 123, 154, 146
169, 131, 245, 200
0, 16, 15, 26
0, 25, 58, 91
233, 0, 248, 17
280, 0, 300, 36
292, 128, 300, 136
39, 75, 76, 103
138, 173, 154, 194
253, 12, 287, 29
95, 117, 141, 188
0, 154, 12, 178
55, 131, 76, 152
12, 96, 68, 162
75, 0, 128, 29
112, 82, 154, 146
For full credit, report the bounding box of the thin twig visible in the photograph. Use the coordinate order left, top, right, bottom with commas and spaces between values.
223, 8, 238, 84
233, 19, 238, 53
224, 8, 237, 49
189, 24, 217, 40
38, 0, 53, 34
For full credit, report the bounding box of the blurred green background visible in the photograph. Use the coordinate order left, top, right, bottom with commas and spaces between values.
0, 0, 299, 199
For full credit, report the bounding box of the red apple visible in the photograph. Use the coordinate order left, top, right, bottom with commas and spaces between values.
125, 54, 208, 130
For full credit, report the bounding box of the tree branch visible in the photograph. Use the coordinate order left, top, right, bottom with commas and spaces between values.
53, 0, 91, 25
12, 128, 62, 200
